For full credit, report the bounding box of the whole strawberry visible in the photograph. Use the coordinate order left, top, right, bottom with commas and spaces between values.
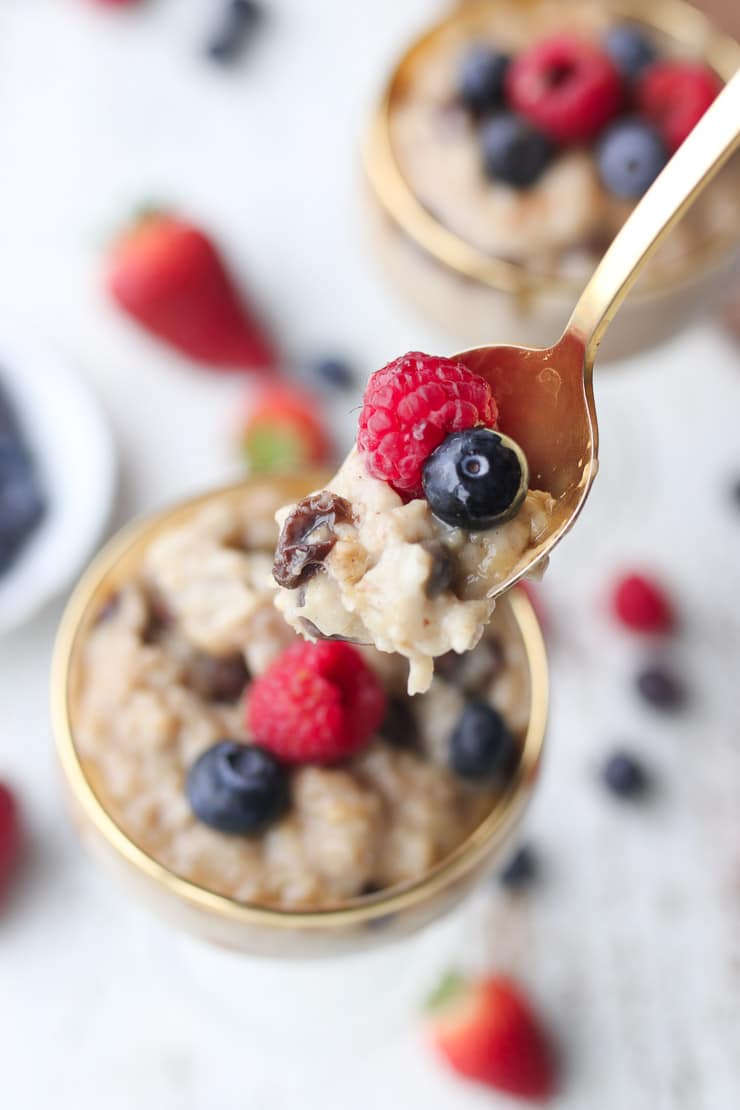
357, 351, 498, 500
0, 782, 21, 905
426, 972, 557, 1101
241, 384, 332, 473
106, 211, 277, 372
247, 641, 386, 764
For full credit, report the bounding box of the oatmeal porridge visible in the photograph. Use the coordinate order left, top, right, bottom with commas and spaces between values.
71, 483, 534, 912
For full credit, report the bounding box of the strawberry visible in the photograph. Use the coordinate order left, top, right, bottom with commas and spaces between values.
241, 384, 332, 473
106, 211, 277, 372
0, 782, 21, 905
426, 972, 556, 1101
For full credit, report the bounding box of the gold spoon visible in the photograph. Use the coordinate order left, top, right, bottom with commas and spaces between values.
458, 69, 740, 596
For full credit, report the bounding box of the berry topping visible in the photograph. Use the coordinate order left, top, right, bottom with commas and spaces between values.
206, 0, 263, 65
507, 35, 623, 144
449, 700, 517, 781
247, 641, 386, 764
241, 385, 332, 474
597, 119, 667, 198
458, 44, 510, 115
604, 24, 657, 79
422, 427, 528, 531
602, 751, 649, 799
0, 782, 21, 902
426, 972, 557, 1100
273, 490, 353, 589
499, 844, 538, 889
107, 211, 277, 371
186, 740, 289, 835
357, 352, 497, 500
480, 112, 553, 187
611, 572, 674, 634
311, 355, 355, 391
638, 62, 721, 153
635, 665, 685, 711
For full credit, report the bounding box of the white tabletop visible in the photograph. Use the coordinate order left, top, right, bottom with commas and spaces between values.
2, 2, 740, 1108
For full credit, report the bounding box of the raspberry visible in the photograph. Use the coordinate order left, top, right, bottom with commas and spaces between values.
357, 352, 497, 499
247, 642, 386, 764
611, 573, 674, 634
507, 35, 623, 144
637, 62, 721, 154
0, 782, 21, 903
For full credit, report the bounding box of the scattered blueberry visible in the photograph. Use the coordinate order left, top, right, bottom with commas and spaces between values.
422, 427, 529, 531
602, 751, 649, 799
636, 665, 685, 710
206, 0, 263, 64
449, 700, 516, 781
604, 24, 657, 79
312, 355, 355, 392
459, 44, 510, 114
480, 112, 553, 187
597, 119, 667, 199
186, 740, 289, 834
499, 844, 538, 889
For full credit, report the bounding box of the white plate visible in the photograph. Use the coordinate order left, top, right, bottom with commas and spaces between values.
0, 324, 117, 635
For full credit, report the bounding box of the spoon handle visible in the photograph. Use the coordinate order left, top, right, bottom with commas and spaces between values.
567, 69, 740, 364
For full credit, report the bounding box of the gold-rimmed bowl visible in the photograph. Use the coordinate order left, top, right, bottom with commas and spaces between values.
51, 474, 548, 958
365, 0, 740, 360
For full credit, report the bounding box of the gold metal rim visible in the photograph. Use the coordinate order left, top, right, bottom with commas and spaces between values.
51, 477, 549, 934
365, 0, 740, 300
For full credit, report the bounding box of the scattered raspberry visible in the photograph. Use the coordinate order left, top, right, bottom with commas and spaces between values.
0, 782, 21, 904
426, 972, 557, 1100
247, 642, 386, 764
611, 572, 674, 634
357, 352, 497, 499
507, 35, 623, 144
638, 62, 721, 153
241, 384, 332, 473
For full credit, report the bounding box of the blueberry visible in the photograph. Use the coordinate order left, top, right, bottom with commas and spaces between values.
312, 356, 355, 392
731, 477, 740, 509
206, 0, 263, 64
604, 24, 657, 79
458, 45, 510, 115
449, 700, 516, 781
0, 458, 45, 573
186, 740, 289, 835
597, 120, 667, 199
636, 666, 685, 711
499, 844, 538, 889
480, 113, 553, 188
602, 751, 649, 799
422, 427, 529, 531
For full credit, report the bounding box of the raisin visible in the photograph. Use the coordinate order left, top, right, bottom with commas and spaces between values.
273, 491, 352, 589
187, 652, 250, 703
380, 696, 420, 751
421, 541, 457, 599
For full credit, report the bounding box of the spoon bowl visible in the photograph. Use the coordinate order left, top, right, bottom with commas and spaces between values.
454, 69, 740, 598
